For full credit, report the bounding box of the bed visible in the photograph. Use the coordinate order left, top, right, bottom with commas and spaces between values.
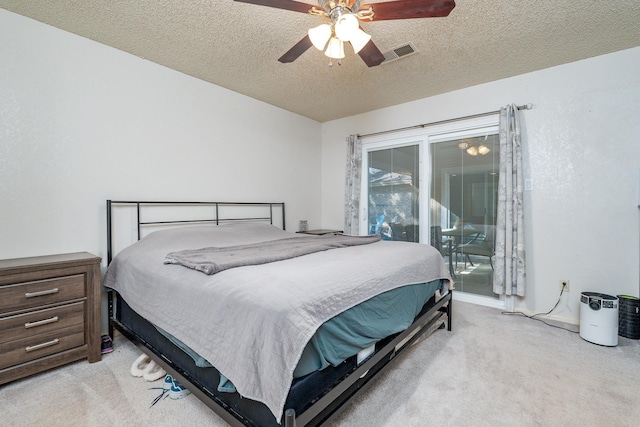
104, 200, 453, 427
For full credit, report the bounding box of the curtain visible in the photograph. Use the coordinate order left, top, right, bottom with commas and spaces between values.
344, 134, 362, 235
493, 105, 526, 296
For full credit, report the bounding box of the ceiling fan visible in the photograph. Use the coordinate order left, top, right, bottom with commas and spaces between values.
234, 0, 456, 67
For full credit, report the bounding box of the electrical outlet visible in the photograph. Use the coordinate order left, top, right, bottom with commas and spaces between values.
559, 279, 570, 292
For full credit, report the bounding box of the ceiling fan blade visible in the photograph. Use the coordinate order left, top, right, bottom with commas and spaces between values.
278, 35, 313, 63
357, 40, 385, 67
234, 0, 321, 14
360, 0, 455, 21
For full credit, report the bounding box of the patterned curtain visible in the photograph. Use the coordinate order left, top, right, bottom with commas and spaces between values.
344, 134, 362, 235
493, 105, 526, 296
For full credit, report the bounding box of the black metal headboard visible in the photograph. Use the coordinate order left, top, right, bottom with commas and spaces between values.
106, 200, 285, 264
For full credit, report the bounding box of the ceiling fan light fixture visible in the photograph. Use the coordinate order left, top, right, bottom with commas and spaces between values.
235, 0, 456, 67
466, 146, 478, 156
308, 23, 332, 51
478, 145, 491, 155
349, 28, 371, 54
325, 37, 345, 59
334, 13, 359, 42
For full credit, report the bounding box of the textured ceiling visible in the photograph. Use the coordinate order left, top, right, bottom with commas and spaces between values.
2, 0, 640, 122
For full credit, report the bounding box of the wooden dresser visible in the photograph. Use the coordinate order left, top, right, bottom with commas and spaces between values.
0, 252, 102, 385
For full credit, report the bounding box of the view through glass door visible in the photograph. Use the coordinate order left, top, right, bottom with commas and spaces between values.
367, 145, 420, 243
431, 133, 501, 301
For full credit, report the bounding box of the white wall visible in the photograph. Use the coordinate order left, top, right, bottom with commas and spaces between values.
320, 47, 640, 323
0, 10, 322, 264
2, 8, 639, 326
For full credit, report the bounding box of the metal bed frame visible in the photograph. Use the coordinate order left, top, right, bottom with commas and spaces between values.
105, 200, 452, 427
106, 200, 286, 264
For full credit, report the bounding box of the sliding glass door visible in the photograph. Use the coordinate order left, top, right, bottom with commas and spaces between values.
431, 133, 500, 301
360, 116, 503, 307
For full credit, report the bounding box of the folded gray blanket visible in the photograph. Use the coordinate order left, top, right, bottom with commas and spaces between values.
164, 233, 382, 275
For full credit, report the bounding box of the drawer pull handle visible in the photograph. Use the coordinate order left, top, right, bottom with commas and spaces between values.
24, 288, 59, 298
25, 338, 60, 352
25, 316, 59, 329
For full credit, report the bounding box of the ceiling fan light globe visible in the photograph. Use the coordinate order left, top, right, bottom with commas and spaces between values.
324, 37, 345, 59
334, 13, 359, 41
466, 146, 478, 156
308, 24, 332, 51
349, 28, 371, 54
478, 145, 490, 155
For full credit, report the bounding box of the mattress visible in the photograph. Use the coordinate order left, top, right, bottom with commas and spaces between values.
103, 222, 452, 420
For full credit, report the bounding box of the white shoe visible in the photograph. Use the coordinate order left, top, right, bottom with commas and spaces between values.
130, 354, 152, 377
143, 360, 166, 382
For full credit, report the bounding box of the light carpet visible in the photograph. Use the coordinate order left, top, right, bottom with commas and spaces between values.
1, 301, 639, 426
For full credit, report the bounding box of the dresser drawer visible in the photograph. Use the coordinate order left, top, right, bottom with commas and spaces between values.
0, 301, 85, 345
0, 324, 85, 370
0, 274, 86, 314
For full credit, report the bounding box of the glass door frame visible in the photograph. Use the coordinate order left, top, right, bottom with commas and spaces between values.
359, 134, 428, 243
429, 125, 505, 309
359, 115, 507, 310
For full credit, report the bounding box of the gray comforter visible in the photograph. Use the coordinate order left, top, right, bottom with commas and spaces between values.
103, 222, 452, 422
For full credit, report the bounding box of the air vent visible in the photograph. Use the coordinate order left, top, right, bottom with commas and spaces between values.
381, 42, 418, 65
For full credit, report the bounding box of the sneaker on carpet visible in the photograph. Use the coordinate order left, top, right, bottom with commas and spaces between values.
101, 335, 114, 354
149, 375, 190, 406
169, 379, 191, 400
162, 375, 173, 390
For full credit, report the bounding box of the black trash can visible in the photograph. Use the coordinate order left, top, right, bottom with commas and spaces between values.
617, 295, 640, 339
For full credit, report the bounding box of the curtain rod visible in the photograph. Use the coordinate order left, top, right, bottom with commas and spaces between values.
357, 103, 533, 139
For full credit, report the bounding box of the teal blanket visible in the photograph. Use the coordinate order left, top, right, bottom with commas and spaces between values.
294, 279, 443, 377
